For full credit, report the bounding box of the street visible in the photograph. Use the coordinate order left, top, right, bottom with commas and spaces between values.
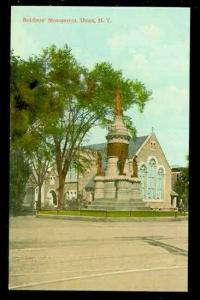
9, 216, 188, 291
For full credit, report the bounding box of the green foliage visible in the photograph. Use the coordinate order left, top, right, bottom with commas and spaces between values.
11, 44, 152, 143
174, 166, 189, 210
10, 44, 152, 207
81, 62, 152, 127
9, 148, 31, 215
10, 52, 46, 143
37, 209, 185, 218
122, 116, 137, 138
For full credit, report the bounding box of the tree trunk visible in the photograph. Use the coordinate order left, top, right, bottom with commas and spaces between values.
57, 174, 65, 208
37, 184, 42, 209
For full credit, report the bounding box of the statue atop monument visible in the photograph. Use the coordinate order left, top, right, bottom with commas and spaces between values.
117, 156, 126, 176
131, 155, 138, 177
114, 88, 122, 117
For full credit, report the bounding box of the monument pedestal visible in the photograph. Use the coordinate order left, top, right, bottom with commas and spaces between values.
94, 177, 105, 199
104, 181, 116, 198
117, 179, 132, 200
130, 178, 143, 201
92, 173, 146, 211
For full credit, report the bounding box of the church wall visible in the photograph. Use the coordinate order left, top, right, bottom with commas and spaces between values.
136, 134, 172, 209
39, 161, 97, 207
42, 175, 59, 207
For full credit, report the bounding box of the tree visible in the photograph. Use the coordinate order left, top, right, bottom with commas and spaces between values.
10, 51, 47, 143
12, 115, 56, 209
10, 45, 152, 208
27, 144, 53, 209
174, 157, 189, 210
10, 51, 58, 209
9, 148, 31, 215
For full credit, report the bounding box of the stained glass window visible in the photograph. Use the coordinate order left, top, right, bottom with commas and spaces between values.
139, 164, 147, 198
67, 166, 77, 181
147, 159, 156, 199
156, 168, 164, 199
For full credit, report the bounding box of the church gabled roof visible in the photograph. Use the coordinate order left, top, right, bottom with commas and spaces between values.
128, 136, 149, 157
86, 142, 106, 152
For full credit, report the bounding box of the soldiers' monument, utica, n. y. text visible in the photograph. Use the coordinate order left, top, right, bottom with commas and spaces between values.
89, 90, 149, 211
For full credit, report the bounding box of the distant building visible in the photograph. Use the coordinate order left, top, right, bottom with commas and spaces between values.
171, 165, 184, 189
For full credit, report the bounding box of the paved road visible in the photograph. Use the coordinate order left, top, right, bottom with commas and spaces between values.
9, 216, 188, 291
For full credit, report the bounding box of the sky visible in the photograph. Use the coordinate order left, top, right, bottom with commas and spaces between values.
11, 6, 190, 167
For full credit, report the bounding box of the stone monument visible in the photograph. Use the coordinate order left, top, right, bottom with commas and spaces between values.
131, 155, 138, 177
90, 89, 148, 211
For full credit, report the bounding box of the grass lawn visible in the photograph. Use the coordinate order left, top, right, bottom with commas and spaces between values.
37, 209, 187, 218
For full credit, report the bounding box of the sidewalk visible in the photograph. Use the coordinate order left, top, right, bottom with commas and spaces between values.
36, 213, 188, 222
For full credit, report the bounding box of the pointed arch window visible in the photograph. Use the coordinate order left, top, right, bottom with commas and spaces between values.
138, 164, 147, 198
156, 168, 164, 199
67, 166, 77, 181
147, 159, 156, 199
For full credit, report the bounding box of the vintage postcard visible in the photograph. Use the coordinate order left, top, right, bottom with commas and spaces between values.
9, 5, 189, 291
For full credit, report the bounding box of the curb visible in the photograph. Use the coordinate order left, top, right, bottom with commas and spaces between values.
36, 214, 188, 222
